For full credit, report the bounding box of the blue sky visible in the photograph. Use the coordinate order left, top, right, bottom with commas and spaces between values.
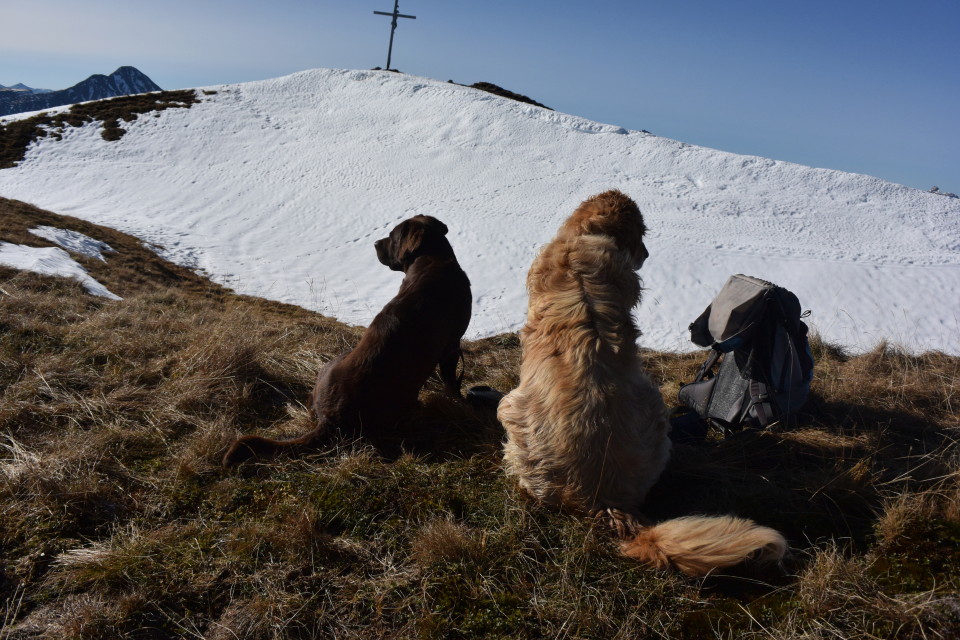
2, 0, 957, 191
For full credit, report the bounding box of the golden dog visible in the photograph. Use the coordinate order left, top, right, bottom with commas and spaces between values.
497, 190, 786, 576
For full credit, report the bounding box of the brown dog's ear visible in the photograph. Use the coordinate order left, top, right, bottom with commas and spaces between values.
411, 215, 448, 236
396, 225, 425, 269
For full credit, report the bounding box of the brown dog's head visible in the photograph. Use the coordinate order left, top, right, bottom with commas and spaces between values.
375, 215, 453, 271
558, 190, 649, 269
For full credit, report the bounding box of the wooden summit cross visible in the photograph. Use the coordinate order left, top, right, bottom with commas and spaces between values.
373, 0, 416, 71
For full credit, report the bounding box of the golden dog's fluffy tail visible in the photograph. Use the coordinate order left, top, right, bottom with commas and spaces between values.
619, 515, 787, 577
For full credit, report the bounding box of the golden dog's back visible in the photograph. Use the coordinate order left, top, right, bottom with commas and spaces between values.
498, 226, 670, 515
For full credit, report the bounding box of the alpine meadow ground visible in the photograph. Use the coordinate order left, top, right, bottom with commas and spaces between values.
2, 197, 959, 639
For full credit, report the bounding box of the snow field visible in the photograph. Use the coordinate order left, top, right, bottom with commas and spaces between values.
0, 68, 956, 353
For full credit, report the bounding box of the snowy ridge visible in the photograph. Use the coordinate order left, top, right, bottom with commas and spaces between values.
0, 68, 957, 353
0, 83, 52, 95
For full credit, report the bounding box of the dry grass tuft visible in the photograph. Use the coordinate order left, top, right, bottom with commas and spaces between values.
410, 516, 485, 566
792, 543, 950, 639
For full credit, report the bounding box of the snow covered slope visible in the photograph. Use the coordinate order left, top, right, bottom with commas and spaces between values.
1, 68, 957, 353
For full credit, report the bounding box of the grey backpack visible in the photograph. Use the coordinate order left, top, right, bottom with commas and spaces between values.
677, 274, 814, 435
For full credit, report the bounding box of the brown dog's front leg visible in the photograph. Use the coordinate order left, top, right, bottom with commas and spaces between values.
438, 347, 464, 396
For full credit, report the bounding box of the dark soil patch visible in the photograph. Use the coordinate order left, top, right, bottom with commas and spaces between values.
445, 80, 551, 110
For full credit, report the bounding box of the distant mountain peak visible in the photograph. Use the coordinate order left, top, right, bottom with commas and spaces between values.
0, 66, 161, 117
0, 82, 51, 94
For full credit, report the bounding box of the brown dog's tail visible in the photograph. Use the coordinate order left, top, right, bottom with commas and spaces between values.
619, 515, 787, 577
222, 428, 328, 467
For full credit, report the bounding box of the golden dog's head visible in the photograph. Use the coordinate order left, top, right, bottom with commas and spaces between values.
375, 215, 452, 271
558, 190, 648, 269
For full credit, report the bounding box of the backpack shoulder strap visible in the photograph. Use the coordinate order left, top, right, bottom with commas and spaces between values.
747, 380, 773, 429
693, 348, 721, 382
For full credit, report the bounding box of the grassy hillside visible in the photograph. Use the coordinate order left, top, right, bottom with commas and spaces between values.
2, 197, 959, 639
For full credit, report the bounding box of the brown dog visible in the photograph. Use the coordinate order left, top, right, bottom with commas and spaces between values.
223, 215, 472, 465
497, 190, 787, 576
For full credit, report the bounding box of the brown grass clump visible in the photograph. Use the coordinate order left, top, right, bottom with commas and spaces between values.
410, 517, 485, 567
2, 198, 960, 638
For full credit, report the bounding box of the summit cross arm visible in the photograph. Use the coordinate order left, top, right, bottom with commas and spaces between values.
373, 0, 416, 71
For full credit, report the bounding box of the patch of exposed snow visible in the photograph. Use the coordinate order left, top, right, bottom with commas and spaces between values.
28, 226, 115, 262
0, 242, 121, 300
